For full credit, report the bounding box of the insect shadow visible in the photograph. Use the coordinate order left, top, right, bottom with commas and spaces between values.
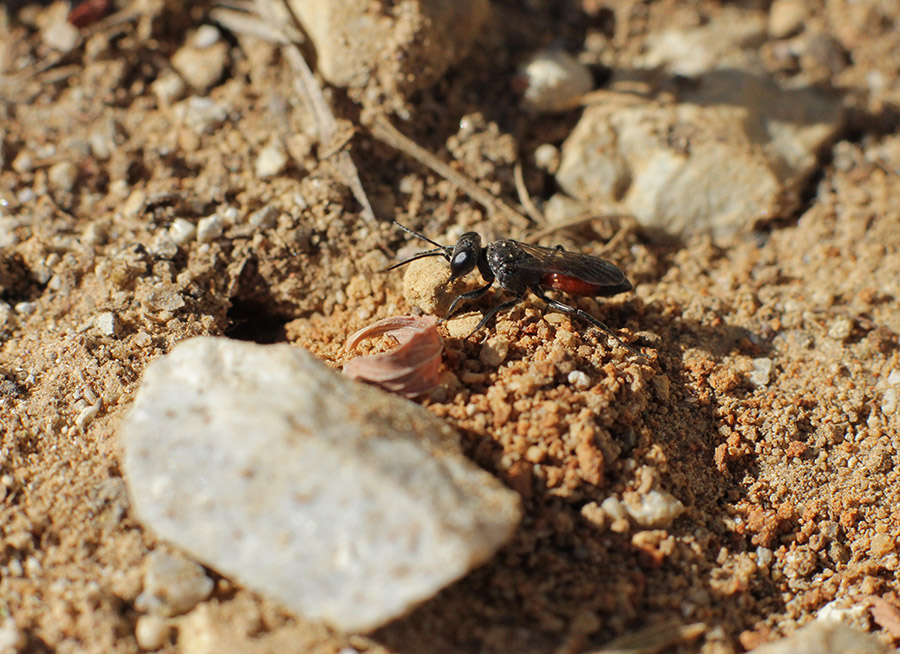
387, 222, 643, 356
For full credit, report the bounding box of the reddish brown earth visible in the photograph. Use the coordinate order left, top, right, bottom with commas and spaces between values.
1, 1, 900, 653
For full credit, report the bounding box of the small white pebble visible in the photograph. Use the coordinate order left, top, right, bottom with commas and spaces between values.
41, 19, 79, 52
219, 206, 239, 225
192, 25, 220, 49
24, 556, 41, 576
479, 336, 509, 367
600, 496, 627, 521
82, 222, 108, 245
169, 218, 196, 246
567, 370, 591, 389
519, 50, 593, 113
136, 551, 214, 616
749, 357, 773, 387
11, 152, 33, 174
48, 161, 78, 193
95, 311, 119, 337
151, 231, 178, 259
623, 489, 685, 528
151, 71, 186, 106
196, 214, 223, 242
882, 388, 898, 415
75, 401, 101, 430
768, 0, 806, 39
0, 617, 26, 653
827, 316, 854, 341
887, 369, 900, 386
534, 144, 560, 173
14, 302, 36, 316
248, 205, 279, 229
179, 96, 228, 135
255, 141, 288, 178
135, 614, 171, 651
756, 546, 773, 569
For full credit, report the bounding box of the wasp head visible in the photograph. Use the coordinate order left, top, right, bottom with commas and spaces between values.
449, 232, 482, 280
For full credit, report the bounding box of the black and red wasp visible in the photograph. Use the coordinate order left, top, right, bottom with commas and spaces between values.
388, 222, 639, 353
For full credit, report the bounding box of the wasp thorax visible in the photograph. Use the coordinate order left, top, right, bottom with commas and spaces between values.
449, 232, 482, 280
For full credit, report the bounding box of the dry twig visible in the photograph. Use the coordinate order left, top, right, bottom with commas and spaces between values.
514, 160, 547, 226
219, 0, 377, 223
585, 620, 706, 654
370, 115, 531, 229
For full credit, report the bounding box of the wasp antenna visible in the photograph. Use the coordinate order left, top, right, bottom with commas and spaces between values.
384, 248, 448, 271
392, 221, 450, 251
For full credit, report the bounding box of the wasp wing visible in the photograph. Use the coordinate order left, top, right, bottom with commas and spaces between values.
511, 241, 630, 288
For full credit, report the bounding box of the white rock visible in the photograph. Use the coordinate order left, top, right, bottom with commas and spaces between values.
768, 0, 806, 39
248, 206, 279, 229
135, 614, 171, 651
752, 622, 888, 654
556, 75, 844, 237
14, 302, 36, 316
192, 25, 221, 49
151, 70, 186, 107
48, 161, 78, 193
828, 316, 854, 341
0, 617, 26, 653
518, 50, 593, 113
176, 97, 228, 135
171, 40, 229, 93
534, 143, 561, 173
254, 141, 288, 179
75, 401, 101, 430
89, 118, 117, 161
567, 370, 590, 390
195, 214, 223, 242
138, 284, 185, 313
11, 152, 33, 174
639, 10, 766, 77
94, 311, 119, 337
135, 551, 214, 616
169, 218, 196, 246
120, 337, 521, 632
479, 336, 509, 367
82, 221, 107, 246
286, 0, 488, 104
543, 193, 588, 226
41, 19, 79, 52
151, 231, 178, 259
882, 388, 897, 415
749, 357, 774, 387
622, 490, 685, 528
600, 496, 627, 521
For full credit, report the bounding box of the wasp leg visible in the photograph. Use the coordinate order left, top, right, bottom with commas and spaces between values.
444, 281, 494, 320
531, 287, 644, 357
466, 291, 527, 337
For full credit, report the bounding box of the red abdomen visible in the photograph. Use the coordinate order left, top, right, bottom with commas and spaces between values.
541, 273, 604, 296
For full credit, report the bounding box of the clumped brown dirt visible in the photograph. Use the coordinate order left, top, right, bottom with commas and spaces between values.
1, 1, 900, 653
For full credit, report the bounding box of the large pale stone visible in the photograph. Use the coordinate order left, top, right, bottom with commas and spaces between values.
751, 622, 889, 654
121, 337, 520, 633
556, 72, 844, 238
287, 0, 489, 104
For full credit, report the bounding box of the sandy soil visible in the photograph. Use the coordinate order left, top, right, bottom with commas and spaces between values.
1, 1, 900, 653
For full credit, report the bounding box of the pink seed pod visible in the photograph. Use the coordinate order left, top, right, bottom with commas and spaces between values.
343, 316, 443, 398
